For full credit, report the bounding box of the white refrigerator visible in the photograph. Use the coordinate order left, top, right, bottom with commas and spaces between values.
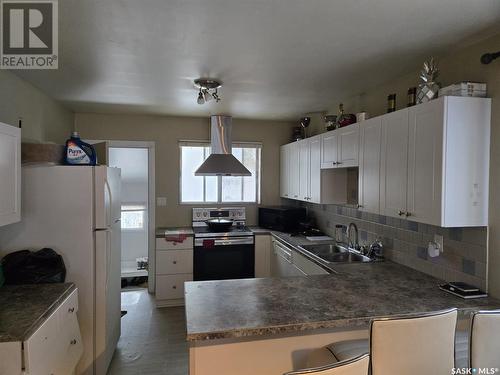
0, 165, 122, 375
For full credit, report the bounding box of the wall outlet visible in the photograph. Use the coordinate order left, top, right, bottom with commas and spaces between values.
434, 234, 444, 253
157, 197, 167, 207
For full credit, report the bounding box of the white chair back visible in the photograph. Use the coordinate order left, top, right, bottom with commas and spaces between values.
284, 354, 369, 375
370, 308, 457, 375
470, 310, 500, 369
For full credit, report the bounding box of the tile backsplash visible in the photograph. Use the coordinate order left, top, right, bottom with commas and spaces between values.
300, 202, 488, 290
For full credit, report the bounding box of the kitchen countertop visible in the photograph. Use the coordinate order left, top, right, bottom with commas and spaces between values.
156, 227, 194, 237
0, 282, 76, 342
185, 257, 500, 342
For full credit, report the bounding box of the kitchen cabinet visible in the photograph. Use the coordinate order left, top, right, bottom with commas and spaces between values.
280, 136, 347, 204
156, 236, 194, 306
358, 117, 382, 214
380, 109, 409, 218
321, 124, 359, 169
379, 96, 490, 227
271, 237, 329, 277
0, 122, 21, 227
0, 289, 83, 375
255, 234, 271, 278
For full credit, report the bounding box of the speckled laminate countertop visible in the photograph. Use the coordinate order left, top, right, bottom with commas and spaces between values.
0, 283, 76, 342
156, 227, 194, 237
185, 261, 500, 342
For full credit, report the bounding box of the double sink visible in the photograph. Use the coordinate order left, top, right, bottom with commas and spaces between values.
298, 243, 374, 264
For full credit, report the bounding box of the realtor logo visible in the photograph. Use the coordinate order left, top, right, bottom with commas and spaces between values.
0, 0, 58, 69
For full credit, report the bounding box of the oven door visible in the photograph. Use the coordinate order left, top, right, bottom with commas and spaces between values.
194, 236, 255, 281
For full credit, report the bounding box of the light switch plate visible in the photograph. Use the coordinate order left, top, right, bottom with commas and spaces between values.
434, 234, 444, 253
157, 197, 167, 207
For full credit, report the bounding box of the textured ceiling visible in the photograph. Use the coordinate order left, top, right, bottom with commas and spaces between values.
14, 0, 500, 120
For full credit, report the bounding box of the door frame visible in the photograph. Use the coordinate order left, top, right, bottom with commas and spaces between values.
87, 140, 156, 294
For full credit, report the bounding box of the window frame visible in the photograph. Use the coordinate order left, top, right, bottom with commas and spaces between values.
120, 203, 147, 231
179, 141, 262, 205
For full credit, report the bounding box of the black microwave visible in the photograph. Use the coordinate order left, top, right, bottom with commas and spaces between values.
258, 206, 306, 233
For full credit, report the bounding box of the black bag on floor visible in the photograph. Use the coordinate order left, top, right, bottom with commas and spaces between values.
1, 248, 66, 284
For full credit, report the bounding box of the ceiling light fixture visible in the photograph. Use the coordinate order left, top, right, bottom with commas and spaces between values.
194, 78, 222, 104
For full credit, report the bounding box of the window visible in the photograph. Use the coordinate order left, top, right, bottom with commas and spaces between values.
121, 204, 146, 230
180, 142, 261, 203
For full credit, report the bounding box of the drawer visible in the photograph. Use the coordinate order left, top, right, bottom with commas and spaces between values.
156, 236, 193, 250
156, 274, 192, 300
54, 314, 83, 375
58, 289, 79, 330
157, 250, 193, 275
292, 250, 329, 275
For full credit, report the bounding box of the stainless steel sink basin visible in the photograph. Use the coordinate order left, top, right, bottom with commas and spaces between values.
299, 243, 373, 263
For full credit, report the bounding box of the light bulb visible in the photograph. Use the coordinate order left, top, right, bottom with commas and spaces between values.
197, 90, 204, 105
203, 89, 212, 102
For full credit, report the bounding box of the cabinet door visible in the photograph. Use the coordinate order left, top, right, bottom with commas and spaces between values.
288, 142, 300, 199
321, 131, 338, 169
280, 145, 289, 198
298, 140, 310, 201
0, 122, 21, 227
255, 235, 271, 278
407, 100, 444, 225
309, 136, 321, 203
380, 109, 409, 218
337, 124, 359, 167
358, 118, 382, 214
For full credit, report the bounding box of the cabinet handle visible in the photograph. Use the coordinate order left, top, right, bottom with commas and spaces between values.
172, 285, 177, 289
357, 205, 363, 208
294, 195, 298, 198
173, 260, 177, 264
405, 212, 412, 217
398, 210, 405, 216
70, 339, 77, 345
333, 162, 338, 165
337, 162, 343, 165
68, 307, 75, 313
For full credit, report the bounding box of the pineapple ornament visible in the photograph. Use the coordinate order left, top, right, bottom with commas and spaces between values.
417, 57, 440, 103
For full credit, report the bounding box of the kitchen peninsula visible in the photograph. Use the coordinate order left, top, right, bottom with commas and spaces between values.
185, 234, 500, 375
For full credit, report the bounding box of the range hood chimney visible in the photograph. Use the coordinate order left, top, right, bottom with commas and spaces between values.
194, 115, 252, 176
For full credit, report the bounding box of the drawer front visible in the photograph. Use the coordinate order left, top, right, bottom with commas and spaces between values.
156, 274, 192, 300
54, 315, 83, 375
156, 236, 193, 250
157, 250, 193, 275
58, 289, 79, 330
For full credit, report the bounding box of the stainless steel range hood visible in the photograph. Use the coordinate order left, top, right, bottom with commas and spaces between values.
195, 115, 252, 176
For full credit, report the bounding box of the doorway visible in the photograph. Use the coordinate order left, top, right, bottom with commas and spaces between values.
88, 140, 156, 293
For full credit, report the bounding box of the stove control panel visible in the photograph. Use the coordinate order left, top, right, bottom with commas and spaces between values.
192, 207, 246, 223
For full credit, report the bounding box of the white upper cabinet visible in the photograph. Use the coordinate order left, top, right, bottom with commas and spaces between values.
308, 136, 322, 203
358, 117, 382, 213
298, 140, 310, 201
0, 122, 21, 227
380, 109, 410, 219
321, 124, 359, 169
279, 145, 289, 198
337, 124, 360, 167
288, 142, 300, 200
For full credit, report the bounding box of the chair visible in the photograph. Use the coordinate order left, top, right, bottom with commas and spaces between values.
469, 310, 500, 369
283, 354, 369, 375
306, 308, 457, 375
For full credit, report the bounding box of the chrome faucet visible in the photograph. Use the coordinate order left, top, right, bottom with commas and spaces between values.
347, 222, 359, 250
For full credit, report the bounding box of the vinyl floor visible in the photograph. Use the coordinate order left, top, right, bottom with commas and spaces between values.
107, 290, 189, 375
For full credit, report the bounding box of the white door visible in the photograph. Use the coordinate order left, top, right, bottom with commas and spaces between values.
288, 142, 300, 199
321, 131, 339, 168
337, 124, 359, 167
280, 145, 289, 198
309, 136, 322, 203
94, 166, 121, 229
0, 122, 21, 227
407, 99, 444, 225
380, 109, 409, 218
298, 140, 310, 201
359, 118, 382, 214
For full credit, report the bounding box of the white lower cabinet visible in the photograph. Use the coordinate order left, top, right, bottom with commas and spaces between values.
271, 237, 328, 277
0, 122, 21, 227
255, 235, 271, 278
155, 236, 194, 307
0, 289, 83, 375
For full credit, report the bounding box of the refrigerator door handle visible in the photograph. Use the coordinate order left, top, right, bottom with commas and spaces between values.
104, 179, 113, 228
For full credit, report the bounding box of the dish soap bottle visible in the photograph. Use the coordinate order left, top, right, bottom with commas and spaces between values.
65, 131, 97, 165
